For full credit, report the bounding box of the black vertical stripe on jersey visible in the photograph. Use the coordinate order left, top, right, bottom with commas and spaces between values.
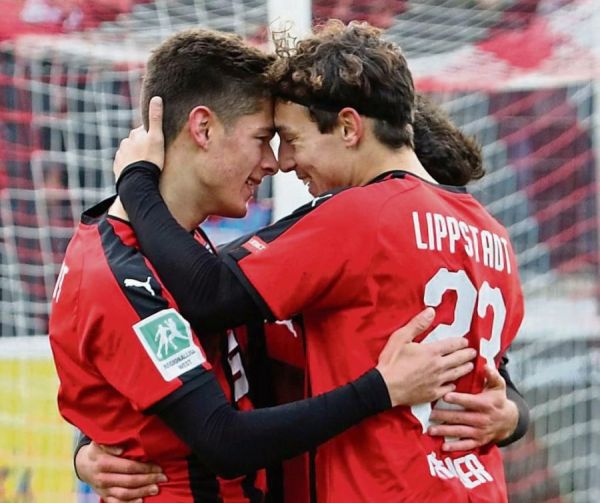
243, 319, 282, 503
98, 217, 169, 319
99, 217, 222, 503
243, 319, 277, 408
99, 217, 214, 395
99, 216, 208, 391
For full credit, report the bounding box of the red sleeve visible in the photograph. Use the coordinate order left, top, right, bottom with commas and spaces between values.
223, 191, 378, 320
86, 307, 210, 411
73, 236, 213, 412
264, 321, 306, 369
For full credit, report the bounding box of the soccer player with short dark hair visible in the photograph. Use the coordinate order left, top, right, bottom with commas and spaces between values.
50, 27, 480, 502
111, 21, 526, 502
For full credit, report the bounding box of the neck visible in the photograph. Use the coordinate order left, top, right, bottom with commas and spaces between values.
158, 146, 211, 231
108, 144, 210, 232
354, 145, 438, 186
108, 197, 129, 221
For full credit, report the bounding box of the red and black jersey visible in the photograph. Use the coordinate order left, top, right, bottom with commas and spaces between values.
263, 320, 309, 503
233, 318, 308, 503
49, 197, 265, 502
224, 172, 525, 503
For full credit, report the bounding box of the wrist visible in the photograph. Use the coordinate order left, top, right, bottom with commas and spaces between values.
374, 364, 392, 406
355, 368, 392, 412
73, 437, 92, 482
116, 161, 161, 194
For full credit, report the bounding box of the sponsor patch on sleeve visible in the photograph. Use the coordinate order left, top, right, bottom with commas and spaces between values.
133, 308, 206, 381
242, 235, 269, 254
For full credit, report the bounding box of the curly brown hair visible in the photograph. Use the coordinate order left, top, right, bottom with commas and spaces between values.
142, 28, 274, 147
268, 20, 415, 149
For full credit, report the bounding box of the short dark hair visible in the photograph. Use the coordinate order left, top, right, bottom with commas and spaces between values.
142, 28, 274, 147
268, 20, 415, 149
413, 94, 484, 185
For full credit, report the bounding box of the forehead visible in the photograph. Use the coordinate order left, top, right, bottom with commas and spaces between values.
232, 98, 275, 130
274, 100, 313, 133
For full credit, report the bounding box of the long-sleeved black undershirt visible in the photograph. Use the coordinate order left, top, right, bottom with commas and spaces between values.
75, 368, 390, 479
116, 161, 529, 445
158, 368, 388, 478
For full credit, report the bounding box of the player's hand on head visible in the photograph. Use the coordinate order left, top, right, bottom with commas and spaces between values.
75, 441, 167, 503
113, 96, 165, 181
427, 363, 519, 451
376, 307, 477, 407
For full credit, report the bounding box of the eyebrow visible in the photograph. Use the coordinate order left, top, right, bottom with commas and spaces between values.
275, 125, 295, 135
256, 126, 276, 135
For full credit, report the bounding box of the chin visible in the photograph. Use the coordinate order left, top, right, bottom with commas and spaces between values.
221, 203, 248, 219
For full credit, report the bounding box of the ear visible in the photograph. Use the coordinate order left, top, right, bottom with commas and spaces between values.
188, 106, 214, 150
337, 108, 363, 148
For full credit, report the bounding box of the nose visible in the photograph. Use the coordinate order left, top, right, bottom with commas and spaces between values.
261, 144, 279, 176
277, 139, 296, 173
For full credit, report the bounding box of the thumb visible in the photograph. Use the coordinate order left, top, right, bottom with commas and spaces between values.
391, 307, 435, 344
483, 364, 505, 390
99, 444, 124, 456
147, 96, 164, 141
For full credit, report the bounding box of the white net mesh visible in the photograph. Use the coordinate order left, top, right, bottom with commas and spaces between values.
0, 0, 598, 501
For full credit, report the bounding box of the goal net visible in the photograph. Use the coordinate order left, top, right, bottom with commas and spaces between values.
0, 1, 598, 502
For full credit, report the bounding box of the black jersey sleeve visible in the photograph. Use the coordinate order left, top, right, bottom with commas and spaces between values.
116, 162, 266, 332
152, 368, 390, 479
497, 355, 529, 447
72, 367, 390, 479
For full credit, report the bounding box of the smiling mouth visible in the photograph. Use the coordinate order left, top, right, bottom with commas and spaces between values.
245, 178, 261, 195
297, 176, 311, 187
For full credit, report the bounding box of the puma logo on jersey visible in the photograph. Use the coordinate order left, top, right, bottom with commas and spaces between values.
124, 276, 155, 296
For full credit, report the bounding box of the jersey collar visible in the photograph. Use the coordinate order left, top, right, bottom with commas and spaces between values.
81, 196, 117, 225
367, 170, 468, 194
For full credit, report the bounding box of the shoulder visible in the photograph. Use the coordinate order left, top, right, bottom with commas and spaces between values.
277, 181, 408, 232
96, 218, 172, 319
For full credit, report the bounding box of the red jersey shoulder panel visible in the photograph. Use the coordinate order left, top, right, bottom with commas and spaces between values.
223, 181, 416, 320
